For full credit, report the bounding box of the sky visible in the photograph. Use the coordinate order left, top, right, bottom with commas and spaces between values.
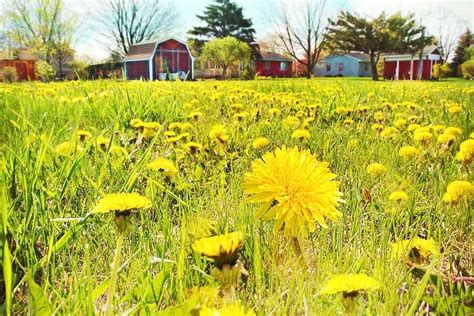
2, 0, 473, 61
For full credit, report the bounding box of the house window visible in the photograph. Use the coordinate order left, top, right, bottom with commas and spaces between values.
326, 64, 331, 72
280, 62, 287, 71
264, 61, 270, 69
364, 64, 368, 71
338, 63, 344, 71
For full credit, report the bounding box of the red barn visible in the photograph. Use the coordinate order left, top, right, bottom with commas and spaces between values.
0, 48, 38, 81
383, 45, 441, 80
255, 52, 293, 77
124, 37, 194, 80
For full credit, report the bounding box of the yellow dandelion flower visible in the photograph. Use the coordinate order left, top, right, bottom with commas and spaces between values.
55, 142, 83, 156
130, 118, 143, 128
380, 127, 399, 139
209, 125, 229, 143
444, 127, 462, 138
374, 111, 385, 122
389, 191, 408, 202
77, 130, 92, 141
164, 131, 177, 137
437, 133, 456, 145
399, 146, 420, 160
282, 116, 299, 128
407, 123, 421, 132
366, 163, 387, 177
448, 106, 463, 114
456, 139, 474, 164
168, 122, 182, 130
252, 137, 269, 150
192, 231, 245, 267
319, 274, 379, 295
394, 119, 407, 129
291, 129, 310, 141
184, 141, 203, 154
413, 131, 432, 143
92, 193, 152, 214
442, 180, 473, 204
147, 158, 178, 177
180, 122, 194, 131
371, 123, 383, 132
391, 237, 438, 259
243, 146, 343, 236
187, 111, 204, 120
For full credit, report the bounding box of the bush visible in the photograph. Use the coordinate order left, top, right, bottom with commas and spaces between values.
1, 67, 18, 83
432, 64, 441, 80
440, 63, 452, 78
36, 61, 56, 82
461, 60, 474, 79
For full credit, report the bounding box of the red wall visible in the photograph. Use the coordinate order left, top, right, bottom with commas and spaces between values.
384, 58, 439, 80
0, 60, 37, 80
255, 60, 292, 77
126, 60, 149, 79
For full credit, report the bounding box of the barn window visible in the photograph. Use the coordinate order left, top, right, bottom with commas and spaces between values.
338, 63, 344, 71
280, 62, 287, 71
326, 64, 331, 72
264, 61, 270, 69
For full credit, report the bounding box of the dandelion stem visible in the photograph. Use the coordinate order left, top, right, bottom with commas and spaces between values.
292, 237, 307, 268
105, 225, 125, 316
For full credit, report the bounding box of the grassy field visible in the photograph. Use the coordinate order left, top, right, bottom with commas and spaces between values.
0, 78, 473, 315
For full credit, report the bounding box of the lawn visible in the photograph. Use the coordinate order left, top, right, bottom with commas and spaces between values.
0, 78, 473, 315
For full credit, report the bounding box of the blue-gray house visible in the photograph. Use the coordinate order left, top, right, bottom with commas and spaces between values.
315, 53, 372, 77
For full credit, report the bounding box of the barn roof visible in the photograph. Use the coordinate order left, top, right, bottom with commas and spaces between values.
257, 52, 293, 62
123, 37, 193, 62
383, 45, 441, 61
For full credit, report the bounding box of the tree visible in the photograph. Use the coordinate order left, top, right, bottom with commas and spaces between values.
50, 41, 74, 80
201, 36, 251, 78
326, 12, 432, 80
451, 29, 473, 72
268, 0, 327, 79
461, 60, 474, 79
96, 0, 178, 57
3, 0, 73, 62
188, 0, 256, 46
433, 11, 464, 63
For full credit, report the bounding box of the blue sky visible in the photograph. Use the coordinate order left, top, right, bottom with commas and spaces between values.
2, 0, 472, 61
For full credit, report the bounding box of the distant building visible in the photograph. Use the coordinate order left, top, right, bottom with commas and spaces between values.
0, 48, 38, 81
315, 53, 372, 77
383, 45, 441, 80
255, 52, 293, 77
123, 37, 194, 80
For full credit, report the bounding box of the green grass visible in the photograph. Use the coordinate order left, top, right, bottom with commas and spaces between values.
0, 78, 473, 315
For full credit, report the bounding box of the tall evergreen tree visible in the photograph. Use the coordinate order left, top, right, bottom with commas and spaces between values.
188, 0, 256, 46
451, 29, 472, 71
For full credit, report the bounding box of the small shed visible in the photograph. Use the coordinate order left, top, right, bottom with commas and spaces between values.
123, 37, 194, 80
255, 52, 293, 77
383, 45, 441, 80
0, 49, 38, 81
315, 53, 371, 77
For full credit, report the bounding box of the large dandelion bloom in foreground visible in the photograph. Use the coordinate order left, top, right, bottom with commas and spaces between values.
442, 180, 473, 204
92, 193, 152, 214
242, 146, 343, 236
192, 231, 245, 268
319, 273, 379, 295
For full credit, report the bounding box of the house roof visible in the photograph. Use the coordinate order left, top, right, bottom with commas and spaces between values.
321, 52, 370, 62
257, 52, 293, 62
123, 37, 193, 62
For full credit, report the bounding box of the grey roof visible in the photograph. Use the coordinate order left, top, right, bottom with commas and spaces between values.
257, 52, 293, 62
322, 53, 370, 62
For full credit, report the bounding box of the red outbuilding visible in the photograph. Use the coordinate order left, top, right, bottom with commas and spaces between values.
383, 45, 441, 80
0, 48, 38, 81
255, 52, 293, 77
124, 37, 194, 80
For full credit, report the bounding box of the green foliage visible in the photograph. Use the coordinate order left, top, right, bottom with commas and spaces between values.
188, 0, 255, 45
440, 63, 453, 78
326, 11, 433, 80
461, 59, 474, 79
1, 67, 18, 83
71, 60, 89, 79
201, 36, 251, 78
28, 276, 52, 316
451, 29, 472, 69
432, 64, 441, 80
36, 60, 56, 82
